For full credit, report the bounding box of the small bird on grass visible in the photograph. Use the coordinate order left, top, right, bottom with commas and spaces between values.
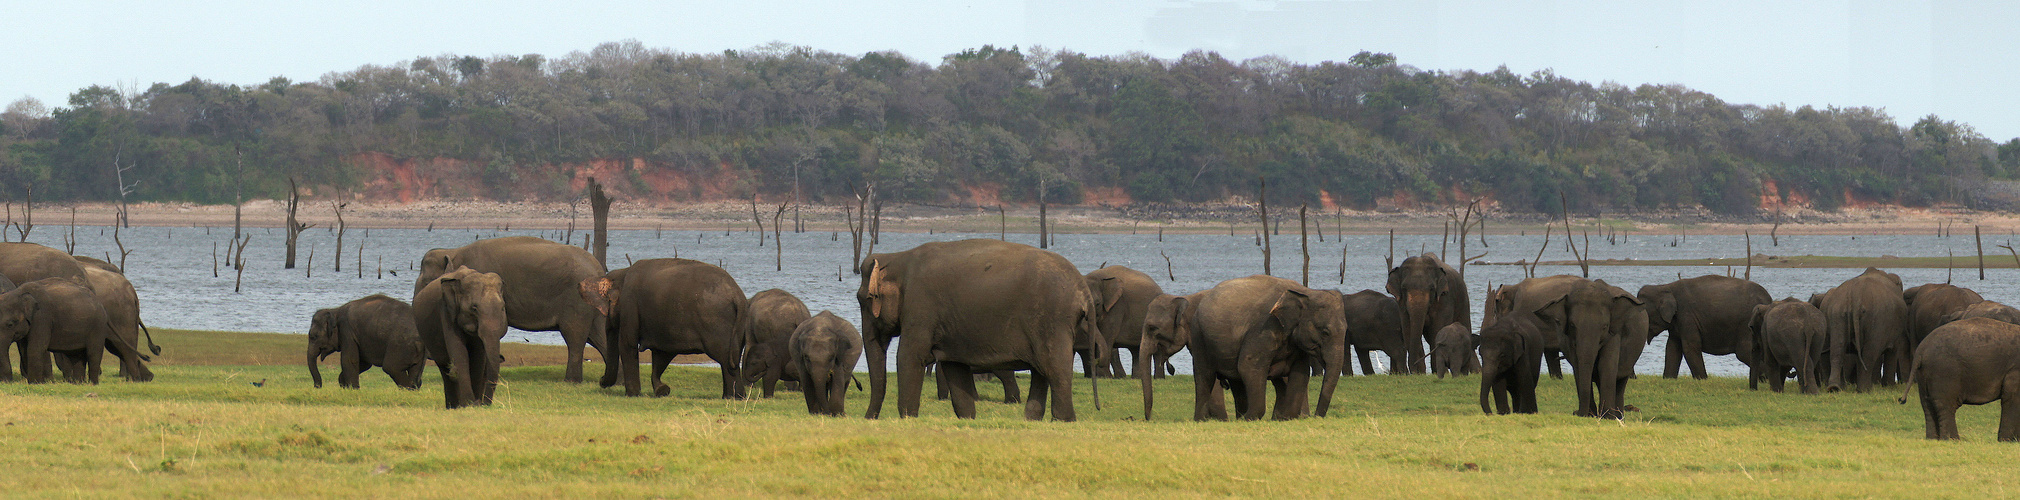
251, 378, 267, 387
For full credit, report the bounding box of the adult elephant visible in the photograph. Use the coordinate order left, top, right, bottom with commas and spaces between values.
416, 236, 608, 385
1085, 265, 1162, 378
1182, 275, 1347, 421
1749, 298, 1825, 394
1388, 253, 1468, 374
1898, 317, 2020, 440
858, 239, 1099, 421
0, 243, 89, 288
73, 259, 161, 376
1342, 290, 1407, 375
1637, 275, 1772, 379
415, 268, 508, 409
1503, 276, 1646, 418
740, 289, 812, 398
1490, 276, 1588, 379
308, 294, 427, 390
0, 278, 149, 384
1812, 267, 1909, 393
579, 258, 747, 398
1904, 283, 1983, 353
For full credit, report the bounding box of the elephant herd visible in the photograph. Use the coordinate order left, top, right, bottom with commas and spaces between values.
13, 231, 2020, 441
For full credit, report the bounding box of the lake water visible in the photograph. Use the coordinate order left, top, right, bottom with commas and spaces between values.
22, 223, 2020, 378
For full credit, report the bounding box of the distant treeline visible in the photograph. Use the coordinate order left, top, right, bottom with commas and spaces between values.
4, 40, 2019, 213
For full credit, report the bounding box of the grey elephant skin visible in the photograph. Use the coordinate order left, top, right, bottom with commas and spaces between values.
1504, 276, 1647, 418
858, 239, 1099, 421
415, 268, 508, 409
1478, 310, 1545, 415
309, 294, 427, 390
1085, 266, 1162, 378
1811, 267, 1909, 393
1184, 275, 1347, 421
1430, 323, 1479, 378
73, 259, 160, 377
1387, 253, 1469, 374
1899, 318, 2020, 440
0, 278, 149, 384
580, 258, 748, 398
0, 243, 90, 289
1136, 293, 1195, 418
1941, 301, 2020, 326
741, 289, 812, 398
792, 311, 864, 417
1905, 283, 1982, 354
1749, 298, 1825, 394
1488, 278, 1580, 379
1638, 275, 1771, 379
1342, 290, 1407, 375
416, 237, 608, 385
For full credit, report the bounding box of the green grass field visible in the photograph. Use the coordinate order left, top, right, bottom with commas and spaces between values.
0, 330, 2009, 498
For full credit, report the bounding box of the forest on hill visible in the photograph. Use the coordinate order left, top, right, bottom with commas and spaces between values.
4, 40, 2020, 215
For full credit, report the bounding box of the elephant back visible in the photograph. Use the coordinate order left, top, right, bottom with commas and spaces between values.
0, 243, 89, 291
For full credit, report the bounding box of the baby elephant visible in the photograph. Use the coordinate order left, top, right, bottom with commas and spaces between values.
309, 294, 428, 390
741, 289, 813, 398
1478, 311, 1544, 414
1430, 323, 1479, 378
791, 311, 863, 416
1901, 317, 2020, 440
1751, 298, 1825, 394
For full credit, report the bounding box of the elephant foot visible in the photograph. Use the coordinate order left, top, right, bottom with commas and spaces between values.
653, 385, 671, 397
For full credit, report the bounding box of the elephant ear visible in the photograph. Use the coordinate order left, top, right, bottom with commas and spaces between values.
579, 277, 617, 317
1168, 296, 1191, 344
1384, 266, 1404, 297
1098, 277, 1124, 312
865, 260, 900, 319
1750, 304, 1772, 333
1270, 289, 1312, 331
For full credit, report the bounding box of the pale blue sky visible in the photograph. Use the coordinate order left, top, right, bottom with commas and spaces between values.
5, 0, 2016, 140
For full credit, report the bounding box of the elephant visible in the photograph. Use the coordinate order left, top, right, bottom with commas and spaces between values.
1430, 323, 1479, 378
415, 267, 508, 409
1387, 253, 1469, 374
1637, 275, 1772, 379
1342, 290, 1407, 375
740, 289, 812, 398
1085, 265, 1163, 378
0, 243, 90, 290
1748, 298, 1825, 394
1180, 275, 1347, 421
579, 258, 747, 398
1478, 309, 1546, 415
1135, 292, 1195, 418
0, 278, 149, 384
1897, 317, 2020, 440
1904, 283, 1983, 354
1943, 301, 2020, 325
792, 311, 865, 417
1506, 276, 1646, 418
416, 236, 608, 385
1812, 267, 1909, 393
308, 294, 427, 390
858, 239, 1099, 421
73, 260, 160, 379
1489, 277, 1585, 379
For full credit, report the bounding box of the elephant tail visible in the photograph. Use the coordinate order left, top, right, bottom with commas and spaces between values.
140, 319, 162, 356
852, 375, 863, 391
1896, 356, 1920, 404
1850, 310, 1871, 378
733, 298, 752, 396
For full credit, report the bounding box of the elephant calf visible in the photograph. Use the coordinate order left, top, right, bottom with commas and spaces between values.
1478, 311, 1544, 415
1750, 298, 1825, 394
1900, 318, 2020, 440
309, 294, 428, 390
1430, 323, 1479, 378
792, 311, 863, 417
742, 289, 812, 398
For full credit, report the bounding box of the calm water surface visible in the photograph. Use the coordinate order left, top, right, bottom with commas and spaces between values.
25, 224, 2020, 377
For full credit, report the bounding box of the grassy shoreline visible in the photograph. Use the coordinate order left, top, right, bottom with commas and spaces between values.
0, 330, 2006, 497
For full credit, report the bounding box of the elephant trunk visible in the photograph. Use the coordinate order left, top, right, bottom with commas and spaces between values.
1138, 335, 1157, 420
1478, 357, 1497, 414
1404, 291, 1432, 374
1313, 333, 1346, 417
307, 346, 324, 389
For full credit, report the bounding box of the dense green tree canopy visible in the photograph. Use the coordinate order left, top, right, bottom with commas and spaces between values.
0, 40, 2005, 213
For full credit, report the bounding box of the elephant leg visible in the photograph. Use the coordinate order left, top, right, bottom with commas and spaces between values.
1077, 349, 1096, 379
616, 319, 642, 397
1268, 378, 1293, 421
941, 362, 979, 419
864, 336, 891, 419
1406, 336, 1428, 374
827, 363, 851, 417
1662, 333, 1683, 379
1044, 346, 1078, 422
478, 335, 502, 405
761, 361, 784, 398
1494, 377, 1512, 415
1768, 364, 1788, 393
1023, 370, 1050, 420
895, 338, 931, 419
562, 329, 587, 385
1229, 377, 1257, 420
1355, 348, 1374, 375
433, 356, 458, 409
799, 363, 824, 415
1682, 330, 1709, 380
996, 370, 1021, 404
934, 367, 950, 401
1919, 387, 1941, 439
1192, 366, 1220, 421
442, 333, 475, 408
340, 354, 362, 389
649, 350, 675, 397
1108, 347, 1130, 379
2002, 394, 2020, 442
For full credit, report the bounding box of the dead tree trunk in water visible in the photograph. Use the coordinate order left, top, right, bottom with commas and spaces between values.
588, 178, 611, 268
284, 177, 313, 269
1299, 204, 1310, 286
751, 194, 765, 247
12, 183, 31, 242
772, 202, 789, 271
232, 147, 244, 266
1038, 179, 1049, 249
1259, 177, 1271, 276
331, 200, 347, 273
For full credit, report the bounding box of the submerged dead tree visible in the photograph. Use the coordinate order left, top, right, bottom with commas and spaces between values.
283, 177, 314, 269
330, 199, 347, 273
1259, 177, 1271, 276
588, 177, 611, 267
